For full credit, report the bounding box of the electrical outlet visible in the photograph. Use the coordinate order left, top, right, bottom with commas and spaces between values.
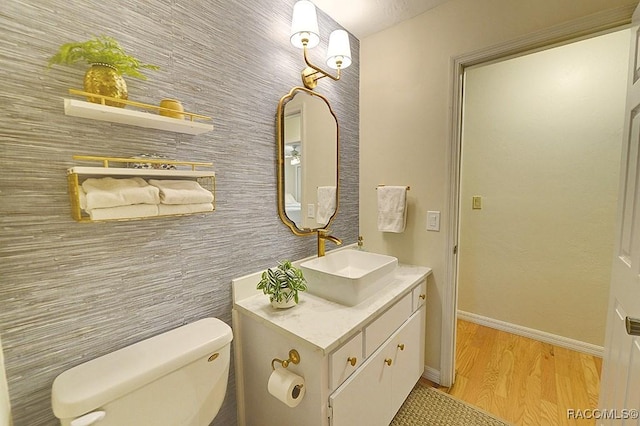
472, 196, 482, 210
307, 204, 315, 218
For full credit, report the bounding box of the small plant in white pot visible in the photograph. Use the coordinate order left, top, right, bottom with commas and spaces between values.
257, 260, 307, 309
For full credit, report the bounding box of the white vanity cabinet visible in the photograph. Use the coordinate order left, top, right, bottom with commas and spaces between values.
329, 307, 425, 425
232, 263, 430, 426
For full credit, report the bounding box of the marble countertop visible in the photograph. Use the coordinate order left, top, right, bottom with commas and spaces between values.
233, 264, 431, 355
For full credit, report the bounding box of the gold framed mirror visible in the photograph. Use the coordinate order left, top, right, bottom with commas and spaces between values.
277, 87, 339, 235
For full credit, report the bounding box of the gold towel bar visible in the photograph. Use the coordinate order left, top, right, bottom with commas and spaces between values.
376, 185, 410, 190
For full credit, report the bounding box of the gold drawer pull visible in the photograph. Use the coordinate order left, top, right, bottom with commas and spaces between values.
419, 294, 426, 300
384, 358, 393, 366
347, 357, 357, 366
397, 344, 405, 351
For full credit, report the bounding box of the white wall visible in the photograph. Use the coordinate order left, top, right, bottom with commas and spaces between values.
360, 0, 637, 376
0, 337, 12, 426
459, 29, 629, 346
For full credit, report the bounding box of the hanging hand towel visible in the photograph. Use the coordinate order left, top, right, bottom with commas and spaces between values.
377, 186, 407, 233
316, 186, 336, 225
148, 179, 214, 205
81, 177, 160, 210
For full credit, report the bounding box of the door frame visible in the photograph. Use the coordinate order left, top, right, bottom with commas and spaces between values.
441, 5, 635, 387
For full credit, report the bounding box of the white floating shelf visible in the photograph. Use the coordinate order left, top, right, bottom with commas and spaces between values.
63, 99, 214, 135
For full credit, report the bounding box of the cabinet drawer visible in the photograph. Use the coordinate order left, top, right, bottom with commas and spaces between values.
412, 280, 427, 311
329, 332, 363, 391
364, 293, 411, 357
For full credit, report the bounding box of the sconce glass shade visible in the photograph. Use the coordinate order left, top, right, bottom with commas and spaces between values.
326, 29, 352, 70
290, 0, 320, 49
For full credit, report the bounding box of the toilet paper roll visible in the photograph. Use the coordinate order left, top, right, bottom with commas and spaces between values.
267, 368, 305, 408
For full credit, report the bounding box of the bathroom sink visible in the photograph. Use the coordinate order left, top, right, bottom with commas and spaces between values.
300, 249, 398, 306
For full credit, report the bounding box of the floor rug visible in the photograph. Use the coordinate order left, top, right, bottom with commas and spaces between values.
390, 384, 513, 426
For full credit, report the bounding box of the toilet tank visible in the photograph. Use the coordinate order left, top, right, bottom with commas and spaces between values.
52, 318, 233, 426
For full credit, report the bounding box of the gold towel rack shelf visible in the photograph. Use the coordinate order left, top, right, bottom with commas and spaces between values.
67, 155, 215, 223
72, 155, 212, 170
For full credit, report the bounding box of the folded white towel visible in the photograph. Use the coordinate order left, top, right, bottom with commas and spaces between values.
158, 203, 214, 216
316, 186, 336, 225
87, 204, 159, 221
79, 189, 87, 210
148, 179, 214, 205
377, 186, 407, 233
81, 177, 160, 210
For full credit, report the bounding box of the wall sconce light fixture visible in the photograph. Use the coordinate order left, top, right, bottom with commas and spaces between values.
290, 0, 352, 90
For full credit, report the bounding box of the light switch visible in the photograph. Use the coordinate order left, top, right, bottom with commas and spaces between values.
427, 211, 440, 231
307, 204, 315, 218
472, 196, 482, 210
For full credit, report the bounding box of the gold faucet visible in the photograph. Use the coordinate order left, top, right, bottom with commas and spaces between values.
317, 229, 342, 256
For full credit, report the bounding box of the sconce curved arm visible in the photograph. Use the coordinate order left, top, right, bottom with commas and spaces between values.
301, 44, 342, 89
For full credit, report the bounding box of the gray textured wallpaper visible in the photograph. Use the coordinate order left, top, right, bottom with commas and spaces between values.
0, 1, 359, 424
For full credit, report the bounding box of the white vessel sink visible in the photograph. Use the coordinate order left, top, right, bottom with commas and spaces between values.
300, 249, 398, 306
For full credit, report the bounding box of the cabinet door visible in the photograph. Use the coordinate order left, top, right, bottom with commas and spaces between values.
329, 341, 393, 426
330, 307, 426, 426
391, 307, 425, 411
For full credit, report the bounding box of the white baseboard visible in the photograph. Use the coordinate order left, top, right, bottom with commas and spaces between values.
422, 365, 440, 384
457, 310, 604, 357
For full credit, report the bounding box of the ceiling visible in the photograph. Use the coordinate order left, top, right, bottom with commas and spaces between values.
312, 0, 451, 39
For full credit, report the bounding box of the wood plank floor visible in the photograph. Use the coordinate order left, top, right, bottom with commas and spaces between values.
423, 320, 602, 426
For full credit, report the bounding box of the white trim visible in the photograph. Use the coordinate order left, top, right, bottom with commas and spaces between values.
422, 365, 441, 384
458, 310, 604, 357
441, 42, 464, 390
232, 309, 246, 426
0, 336, 11, 426
443, 4, 633, 388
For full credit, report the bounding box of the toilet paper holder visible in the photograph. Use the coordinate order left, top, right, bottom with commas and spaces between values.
272, 349, 301, 370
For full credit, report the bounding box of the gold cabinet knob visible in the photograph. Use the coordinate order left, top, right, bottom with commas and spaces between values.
397, 343, 405, 351
384, 358, 393, 366
419, 294, 426, 300
347, 357, 357, 366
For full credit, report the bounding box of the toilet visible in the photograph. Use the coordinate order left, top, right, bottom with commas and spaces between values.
51, 318, 233, 426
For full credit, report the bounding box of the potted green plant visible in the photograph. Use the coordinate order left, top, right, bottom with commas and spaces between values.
48, 35, 160, 107
257, 260, 308, 309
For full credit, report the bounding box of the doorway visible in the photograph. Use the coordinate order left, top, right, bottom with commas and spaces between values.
458, 28, 629, 346
442, 24, 632, 388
